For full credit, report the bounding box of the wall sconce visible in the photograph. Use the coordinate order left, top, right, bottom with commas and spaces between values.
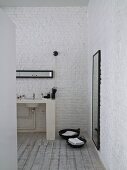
53, 51, 58, 56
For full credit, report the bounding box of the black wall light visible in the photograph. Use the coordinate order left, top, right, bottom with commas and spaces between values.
53, 51, 58, 56
16, 70, 53, 78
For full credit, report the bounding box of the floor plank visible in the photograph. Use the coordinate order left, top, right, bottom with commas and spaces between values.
59, 140, 67, 170
18, 133, 33, 161
74, 149, 86, 170
31, 137, 48, 170
17, 133, 105, 170
39, 140, 54, 170
18, 134, 38, 169
23, 133, 42, 170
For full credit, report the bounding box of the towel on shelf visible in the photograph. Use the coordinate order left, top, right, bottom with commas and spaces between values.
68, 138, 84, 145
62, 131, 77, 136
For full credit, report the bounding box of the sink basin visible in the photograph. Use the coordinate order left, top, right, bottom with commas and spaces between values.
25, 103, 39, 108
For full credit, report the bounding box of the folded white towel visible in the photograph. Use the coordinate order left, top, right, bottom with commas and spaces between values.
62, 131, 77, 136
68, 138, 84, 145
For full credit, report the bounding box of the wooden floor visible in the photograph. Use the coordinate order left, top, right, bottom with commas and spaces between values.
17, 133, 105, 170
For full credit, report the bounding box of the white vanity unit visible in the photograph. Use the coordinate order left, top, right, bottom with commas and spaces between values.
17, 99, 55, 140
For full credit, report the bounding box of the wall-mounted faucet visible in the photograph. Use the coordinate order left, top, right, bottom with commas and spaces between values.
41, 93, 43, 98
33, 93, 35, 100
17, 94, 25, 100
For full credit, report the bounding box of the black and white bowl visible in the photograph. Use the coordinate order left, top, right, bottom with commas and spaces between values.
67, 137, 87, 148
59, 128, 80, 140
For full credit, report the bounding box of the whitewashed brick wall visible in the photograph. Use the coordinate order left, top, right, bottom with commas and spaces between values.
88, 0, 127, 169
4, 7, 89, 134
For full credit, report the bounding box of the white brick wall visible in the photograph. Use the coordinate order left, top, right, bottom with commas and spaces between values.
88, 0, 127, 169
3, 3, 127, 169
4, 7, 89, 134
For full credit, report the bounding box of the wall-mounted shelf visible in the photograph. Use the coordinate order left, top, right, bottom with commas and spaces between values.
16, 70, 53, 78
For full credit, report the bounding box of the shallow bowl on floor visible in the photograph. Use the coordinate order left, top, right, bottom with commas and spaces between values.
67, 136, 87, 148
59, 128, 80, 140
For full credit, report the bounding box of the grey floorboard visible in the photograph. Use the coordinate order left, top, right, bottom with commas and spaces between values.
17, 133, 105, 170
59, 140, 67, 170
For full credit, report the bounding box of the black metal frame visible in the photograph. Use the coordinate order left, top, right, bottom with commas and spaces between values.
16, 70, 53, 78
92, 50, 101, 150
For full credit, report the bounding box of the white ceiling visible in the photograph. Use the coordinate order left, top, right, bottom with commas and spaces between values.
0, 0, 89, 7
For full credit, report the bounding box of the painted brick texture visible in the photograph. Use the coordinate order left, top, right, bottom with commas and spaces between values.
4, 7, 89, 134
88, 0, 127, 170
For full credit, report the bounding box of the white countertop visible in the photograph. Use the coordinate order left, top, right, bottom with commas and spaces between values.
17, 98, 55, 104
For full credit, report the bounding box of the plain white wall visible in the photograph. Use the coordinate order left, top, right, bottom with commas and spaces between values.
0, 0, 89, 7
88, 0, 127, 169
4, 7, 89, 134
0, 9, 17, 170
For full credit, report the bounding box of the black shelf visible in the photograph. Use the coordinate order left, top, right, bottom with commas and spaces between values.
16, 70, 53, 78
